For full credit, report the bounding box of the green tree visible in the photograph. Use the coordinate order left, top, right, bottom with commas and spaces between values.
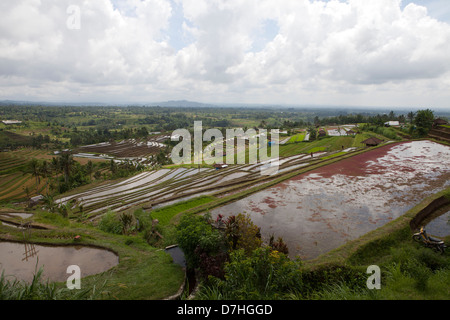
59, 153, 74, 183
414, 109, 435, 136
407, 111, 416, 124
28, 159, 41, 194
307, 127, 317, 141
86, 160, 94, 181
224, 214, 262, 255
176, 213, 224, 269
40, 160, 51, 195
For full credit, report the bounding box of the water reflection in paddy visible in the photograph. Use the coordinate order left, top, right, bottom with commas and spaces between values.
0, 242, 119, 283
211, 141, 450, 260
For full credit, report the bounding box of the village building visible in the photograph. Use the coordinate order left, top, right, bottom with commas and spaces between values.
2, 120, 22, 125
361, 137, 383, 147
433, 118, 448, 127
318, 129, 327, 137
384, 121, 400, 127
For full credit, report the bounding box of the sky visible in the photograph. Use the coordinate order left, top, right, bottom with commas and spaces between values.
1, 0, 450, 110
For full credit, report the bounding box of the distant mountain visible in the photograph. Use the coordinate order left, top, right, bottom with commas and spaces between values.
148, 100, 218, 108
1, 99, 448, 116
0, 99, 218, 108
0, 100, 115, 107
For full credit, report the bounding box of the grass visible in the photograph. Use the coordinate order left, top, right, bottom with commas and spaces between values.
0, 208, 185, 300
288, 133, 306, 143
279, 136, 355, 157
151, 195, 217, 226
307, 146, 327, 153
320, 152, 347, 160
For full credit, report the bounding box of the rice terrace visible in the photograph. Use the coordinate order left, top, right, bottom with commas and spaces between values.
0, 102, 449, 303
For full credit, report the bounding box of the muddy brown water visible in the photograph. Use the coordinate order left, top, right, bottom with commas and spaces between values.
211, 141, 450, 260
0, 242, 119, 284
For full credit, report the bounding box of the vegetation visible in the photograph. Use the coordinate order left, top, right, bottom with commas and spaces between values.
0, 103, 448, 301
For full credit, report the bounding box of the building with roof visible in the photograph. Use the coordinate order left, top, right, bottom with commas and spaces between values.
384, 121, 400, 127
361, 137, 383, 147
2, 120, 22, 125
433, 118, 448, 127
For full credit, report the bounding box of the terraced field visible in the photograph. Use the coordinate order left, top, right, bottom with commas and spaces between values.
0, 149, 48, 201
76, 135, 169, 160
57, 148, 349, 216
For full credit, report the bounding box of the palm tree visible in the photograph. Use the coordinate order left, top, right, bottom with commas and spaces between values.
40, 160, 51, 195
407, 111, 416, 124
29, 159, 41, 194
86, 160, 94, 181
42, 194, 56, 213
59, 152, 74, 183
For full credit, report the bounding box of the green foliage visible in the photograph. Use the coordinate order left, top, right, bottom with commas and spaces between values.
151, 196, 215, 226
301, 264, 367, 297
97, 210, 123, 235
268, 235, 289, 255
307, 127, 317, 141
347, 226, 411, 265
414, 109, 435, 136
176, 213, 224, 269
119, 212, 134, 235
288, 133, 305, 143
202, 247, 303, 300
0, 267, 105, 300
361, 125, 400, 140
224, 214, 262, 254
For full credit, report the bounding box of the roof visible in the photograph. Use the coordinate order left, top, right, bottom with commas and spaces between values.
2, 120, 22, 125
361, 137, 383, 145
213, 164, 228, 168
434, 118, 448, 125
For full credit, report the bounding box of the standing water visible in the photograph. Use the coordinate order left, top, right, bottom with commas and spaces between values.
0, 241, 119, 283
211, 141, 450, 260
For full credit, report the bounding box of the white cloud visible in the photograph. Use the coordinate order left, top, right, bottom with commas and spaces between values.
0, 0, 449, 108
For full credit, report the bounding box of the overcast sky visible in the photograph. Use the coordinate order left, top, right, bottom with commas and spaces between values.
1, 0, 450, 110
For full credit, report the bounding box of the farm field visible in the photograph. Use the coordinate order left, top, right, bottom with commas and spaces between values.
210, 140, 450, 260
76, 134, 170, 160
0, 149, 50, 201
0, 147, 111, 202
57, 139, 368, 219
1, 103, 449, 301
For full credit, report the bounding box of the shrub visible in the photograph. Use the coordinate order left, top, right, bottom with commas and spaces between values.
301, 263, 367, 296
208, 247, 303, 300
176, 213, 225, 270
119, 212, 134, 235
269, 235, 289, 255
97, 210, 123, 235
224, 214, 262, 254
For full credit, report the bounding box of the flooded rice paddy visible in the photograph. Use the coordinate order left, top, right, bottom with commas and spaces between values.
58, 150, 329, 215
0, 242, 119, 283
211, 141, 450, 260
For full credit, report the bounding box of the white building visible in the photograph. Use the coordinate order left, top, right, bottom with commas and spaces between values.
384, 121, 400, 127
2, 120, 22, 125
